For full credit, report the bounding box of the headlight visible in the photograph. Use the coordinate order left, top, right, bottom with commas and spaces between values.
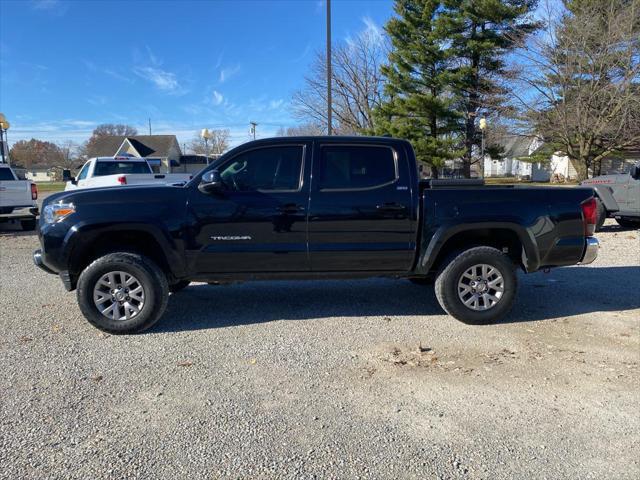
43, 202, 75, 224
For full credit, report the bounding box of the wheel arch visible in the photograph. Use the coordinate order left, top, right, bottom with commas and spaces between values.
63, 222, 186, 288
591, 185, 619, 213
418, 223, 539, 275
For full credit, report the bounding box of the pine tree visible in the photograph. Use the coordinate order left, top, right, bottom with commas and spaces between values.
373, 0, 464, 178
436, 0, 539, 177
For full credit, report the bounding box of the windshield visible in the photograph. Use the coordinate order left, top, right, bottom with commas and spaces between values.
93, 161, 151, 176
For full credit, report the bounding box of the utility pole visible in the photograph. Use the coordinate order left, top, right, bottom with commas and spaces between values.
148, 118, 152, 135
249, 121, 257, 140
326, 0, 332, 135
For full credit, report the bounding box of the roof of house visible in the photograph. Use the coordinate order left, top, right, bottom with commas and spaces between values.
499, 135, 537, 158
90, 135, 178, 157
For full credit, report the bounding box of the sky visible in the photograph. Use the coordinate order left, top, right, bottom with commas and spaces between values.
0, 0, 395, 149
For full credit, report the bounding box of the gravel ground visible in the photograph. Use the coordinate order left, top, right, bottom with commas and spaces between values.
1, 219, 638, 479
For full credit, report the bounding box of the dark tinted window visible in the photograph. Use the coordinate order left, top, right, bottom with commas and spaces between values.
93, 161, 151, 176
220, 146, 303, 191
319, 145, 396, 190
0, 168, 15, 180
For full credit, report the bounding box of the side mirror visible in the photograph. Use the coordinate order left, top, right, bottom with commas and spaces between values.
62, 169, 77, 184
198, 169, 225, 194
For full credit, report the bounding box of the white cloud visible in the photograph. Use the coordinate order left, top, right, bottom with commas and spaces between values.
132, 66, 184, 94
269, 99, 284, 110
31, 0, 68, 15
219, 64, 240, 83
362, 16, 384, 42
212, 90, 224, 106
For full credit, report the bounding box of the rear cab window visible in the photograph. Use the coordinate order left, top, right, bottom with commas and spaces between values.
0, 168, 16, 181
93, 161, 152, 177
318, 145, 398, 190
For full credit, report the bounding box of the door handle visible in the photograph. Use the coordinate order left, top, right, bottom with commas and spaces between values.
376, 202, 406, 212
277, 204, 305, 214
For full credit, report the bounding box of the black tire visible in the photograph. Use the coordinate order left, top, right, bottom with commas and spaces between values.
434, 246, 518, 324
169, 280, 191, 293
408, 277, 433, 285
595, 198, 606, 232
77, 252, 169, 334
20, 218, 37, 231
616, 218, 640, 229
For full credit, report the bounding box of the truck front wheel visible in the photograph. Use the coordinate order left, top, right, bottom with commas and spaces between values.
77, 252, 169, 334
434, 247, 518, 324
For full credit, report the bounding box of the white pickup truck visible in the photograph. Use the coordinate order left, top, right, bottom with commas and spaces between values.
0, 163, 38, 230
64, 157, 192, 191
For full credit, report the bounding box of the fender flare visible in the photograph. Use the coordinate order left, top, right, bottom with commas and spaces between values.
590, 185, 619, 213
61, 220, 186, 278
417, 222, 540, 274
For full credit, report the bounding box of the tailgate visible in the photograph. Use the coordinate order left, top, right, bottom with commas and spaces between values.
0, 180, 33, 208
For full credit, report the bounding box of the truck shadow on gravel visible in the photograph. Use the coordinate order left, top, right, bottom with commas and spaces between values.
153, 266, 639, 333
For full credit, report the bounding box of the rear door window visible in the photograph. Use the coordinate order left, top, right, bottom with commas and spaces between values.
318, 145, 397, 190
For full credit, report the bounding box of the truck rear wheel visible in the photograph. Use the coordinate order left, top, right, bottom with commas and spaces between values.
77, 252, 169, 334
434, 247, 517, 324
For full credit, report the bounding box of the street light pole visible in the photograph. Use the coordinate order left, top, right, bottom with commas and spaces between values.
326, 0, 332, 136
201, 128, 212, 165
249, 122, 257, 140
0, 113, 10, 164
479, 117, 487, 178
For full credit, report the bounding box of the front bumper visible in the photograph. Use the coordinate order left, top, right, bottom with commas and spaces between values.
580, 237, 599, 265
33, 249, 56, 274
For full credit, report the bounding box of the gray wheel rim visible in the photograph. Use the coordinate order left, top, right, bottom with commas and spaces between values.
93, 271, 145, 321
457, 263, 505, 311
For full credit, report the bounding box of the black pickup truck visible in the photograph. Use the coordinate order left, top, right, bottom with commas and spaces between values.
34, 136, 599, 334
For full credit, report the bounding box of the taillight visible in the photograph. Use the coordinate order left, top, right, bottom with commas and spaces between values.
31, 183, 38, 200
581, 197, 597, 236
117, 175, 127, 185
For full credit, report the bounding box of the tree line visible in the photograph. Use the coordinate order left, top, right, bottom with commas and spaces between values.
8, 124, 230, 171
290, 0, 639, 180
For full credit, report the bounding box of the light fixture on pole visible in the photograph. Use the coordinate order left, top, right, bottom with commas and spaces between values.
249, 122, 257, 140
0, 113, 10, 164
479, 117, 487, 178
201, 128, 213, 165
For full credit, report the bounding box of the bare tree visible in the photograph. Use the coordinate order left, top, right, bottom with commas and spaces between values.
511, 0, 640, 180
187, 129, 230, 155
57, 140, 80, 168
276, 123, 325, 136
292, 28, 386, 134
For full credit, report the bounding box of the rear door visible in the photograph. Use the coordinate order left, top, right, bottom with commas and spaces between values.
308, 142, 415, 272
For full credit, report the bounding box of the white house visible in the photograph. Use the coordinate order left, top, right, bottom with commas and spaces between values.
484, 136, 581, 181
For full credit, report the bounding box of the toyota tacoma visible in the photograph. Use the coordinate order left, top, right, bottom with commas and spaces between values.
34, 136, 600, 334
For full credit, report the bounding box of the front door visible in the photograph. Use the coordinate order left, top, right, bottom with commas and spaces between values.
188, 143, 310, 273
308, 143, 415, 272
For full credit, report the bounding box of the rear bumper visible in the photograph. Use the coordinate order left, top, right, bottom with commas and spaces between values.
580, 237, 599, 265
